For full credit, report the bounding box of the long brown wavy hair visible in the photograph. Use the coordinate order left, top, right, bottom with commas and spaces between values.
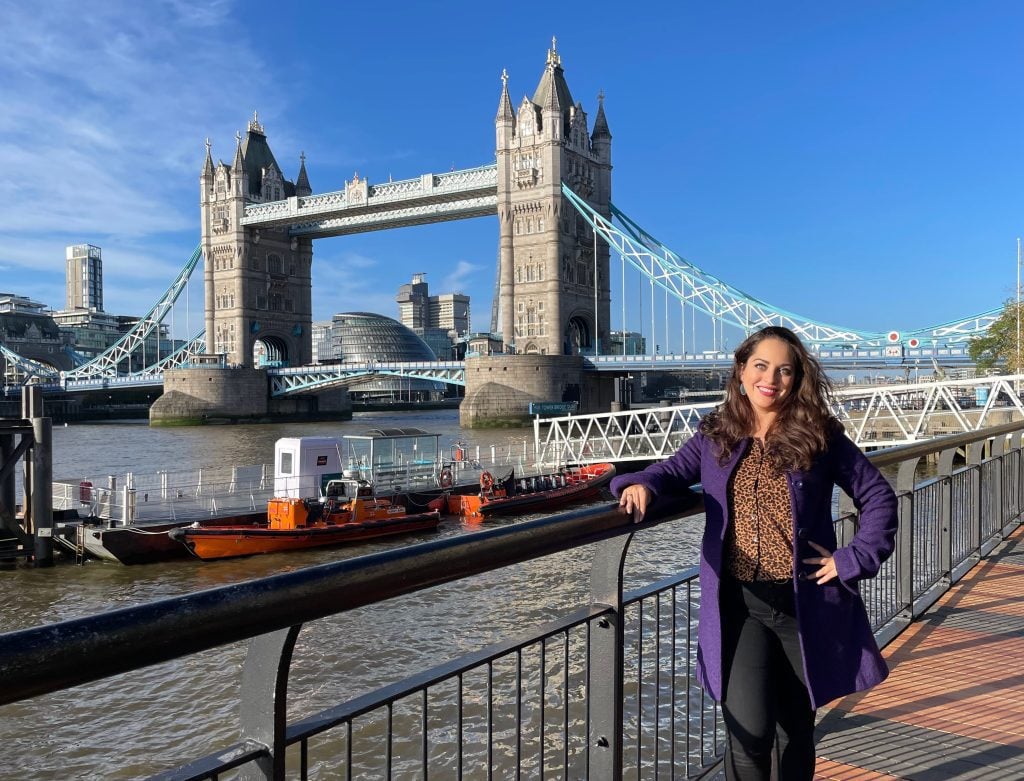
700, 326, 840, 471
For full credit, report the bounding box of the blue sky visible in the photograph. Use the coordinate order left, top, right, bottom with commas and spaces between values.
1, 1, 1021, 351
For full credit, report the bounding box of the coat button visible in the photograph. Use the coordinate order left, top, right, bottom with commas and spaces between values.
797, 529, 809, 539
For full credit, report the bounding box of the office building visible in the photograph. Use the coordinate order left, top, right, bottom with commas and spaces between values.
66, 244, 104, 312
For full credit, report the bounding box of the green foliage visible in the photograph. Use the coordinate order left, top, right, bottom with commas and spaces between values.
969, 299, 1024, 372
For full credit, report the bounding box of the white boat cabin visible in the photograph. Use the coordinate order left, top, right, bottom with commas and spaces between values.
274, 429, 443, 499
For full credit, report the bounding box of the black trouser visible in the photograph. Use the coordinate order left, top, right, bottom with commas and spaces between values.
720, 577, 816, 781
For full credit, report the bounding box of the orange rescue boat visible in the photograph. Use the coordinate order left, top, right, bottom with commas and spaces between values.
169, 491, 440, 560
433, 463, 615, 520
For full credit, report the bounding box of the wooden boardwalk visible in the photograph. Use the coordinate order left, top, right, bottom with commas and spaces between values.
814, 524, 1024, 780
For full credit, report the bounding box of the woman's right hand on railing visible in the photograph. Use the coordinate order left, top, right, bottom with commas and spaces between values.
618, 484, 652, 524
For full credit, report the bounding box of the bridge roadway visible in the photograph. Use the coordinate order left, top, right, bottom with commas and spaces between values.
810, 523, 1024, 779
1, 344, 979, 399
253, 346, 981, 397
2, 345, 974, 399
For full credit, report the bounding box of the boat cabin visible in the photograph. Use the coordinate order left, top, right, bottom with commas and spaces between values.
273, 429, 443, 499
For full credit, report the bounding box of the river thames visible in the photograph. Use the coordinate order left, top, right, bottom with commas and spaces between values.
0, 409, 705, 780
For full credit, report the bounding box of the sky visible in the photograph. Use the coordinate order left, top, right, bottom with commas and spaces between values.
1, 1, 1021, 352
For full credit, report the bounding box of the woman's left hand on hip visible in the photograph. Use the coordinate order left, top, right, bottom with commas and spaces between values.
803, 540, 838, 584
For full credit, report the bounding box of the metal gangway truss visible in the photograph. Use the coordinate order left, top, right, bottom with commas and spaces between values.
534, 374, 1024, 465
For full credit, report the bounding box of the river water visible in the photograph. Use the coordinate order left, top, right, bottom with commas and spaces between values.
0, 410, 705, 780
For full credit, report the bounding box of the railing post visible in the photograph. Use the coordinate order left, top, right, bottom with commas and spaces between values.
239, 625, 302, 780
895, 458, 919, 619
966, 441, 985, 553
991, 434, 1006, 529
31, 414, 53, 567
938, 447, 959, 580
588, 532, 634, 781
1011, 432, 1024, 522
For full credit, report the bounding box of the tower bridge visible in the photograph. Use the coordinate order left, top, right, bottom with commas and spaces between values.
0, 40, 1001, 427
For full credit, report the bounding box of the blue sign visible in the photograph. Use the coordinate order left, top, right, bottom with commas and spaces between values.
529, 401, 578, 416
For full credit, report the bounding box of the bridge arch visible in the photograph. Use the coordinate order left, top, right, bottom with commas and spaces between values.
252, 334, 290, 367
566, 313, 593, 355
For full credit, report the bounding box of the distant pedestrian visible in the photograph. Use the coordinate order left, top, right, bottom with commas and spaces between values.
612, 326, 897, 780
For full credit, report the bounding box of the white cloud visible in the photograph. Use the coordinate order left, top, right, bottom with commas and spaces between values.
441, 259, 484, 294
0, 0, 286, 240
311, 251, 399, 321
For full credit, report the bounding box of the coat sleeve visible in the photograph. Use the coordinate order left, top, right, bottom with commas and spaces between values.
610, 431, 704, 500
828, 431, 898, 592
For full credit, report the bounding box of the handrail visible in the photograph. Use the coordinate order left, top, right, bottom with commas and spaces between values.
867, 419, 1022, 468
0, 497, 700, 707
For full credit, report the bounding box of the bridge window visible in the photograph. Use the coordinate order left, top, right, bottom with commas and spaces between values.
285, 299, 293, 313
268, 254, 282, 275
257, 295, 266, 309
251, 255, 261, 271
538, 217, 544, 232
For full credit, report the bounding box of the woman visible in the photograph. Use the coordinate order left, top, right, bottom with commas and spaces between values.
612, 326, 897, 780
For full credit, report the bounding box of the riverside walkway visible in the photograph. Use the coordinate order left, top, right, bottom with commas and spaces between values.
813, 524, 1024, 780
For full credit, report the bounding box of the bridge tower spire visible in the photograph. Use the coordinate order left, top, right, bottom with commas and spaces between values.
199, 115, 313, 368
495, 39, 612, 355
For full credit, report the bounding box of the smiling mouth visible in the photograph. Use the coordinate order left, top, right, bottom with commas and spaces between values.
755, 386, 778, 397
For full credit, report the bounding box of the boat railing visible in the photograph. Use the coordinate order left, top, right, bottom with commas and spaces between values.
53, 464, 276, 525
5, 422, 1023, 778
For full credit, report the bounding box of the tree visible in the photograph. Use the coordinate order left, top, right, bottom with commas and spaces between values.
968, 299, 1024, 372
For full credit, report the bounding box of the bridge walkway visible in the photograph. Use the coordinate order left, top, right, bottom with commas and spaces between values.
813, 523, 1024, 780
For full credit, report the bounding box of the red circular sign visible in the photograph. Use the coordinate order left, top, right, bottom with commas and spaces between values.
887, 331, 900, 343
908, 338, 920, 348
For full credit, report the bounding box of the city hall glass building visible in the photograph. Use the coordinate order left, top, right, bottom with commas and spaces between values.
327, 312, 446, 401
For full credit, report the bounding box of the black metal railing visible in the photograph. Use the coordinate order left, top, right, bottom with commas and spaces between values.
1, 422, 1022, 779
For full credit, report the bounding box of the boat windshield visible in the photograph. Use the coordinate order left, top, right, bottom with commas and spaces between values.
341, 429, 441, 492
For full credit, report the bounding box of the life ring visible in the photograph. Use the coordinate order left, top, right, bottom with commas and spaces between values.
480, 471, 495, 493
439, 466, 454, 489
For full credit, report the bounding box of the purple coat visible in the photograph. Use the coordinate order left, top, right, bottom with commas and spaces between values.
610, 429, 898, 709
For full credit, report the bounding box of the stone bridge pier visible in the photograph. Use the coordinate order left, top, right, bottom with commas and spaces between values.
460, 355, 614, 427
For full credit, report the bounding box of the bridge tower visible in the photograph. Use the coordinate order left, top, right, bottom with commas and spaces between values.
496, 39, 612, 356
199, 113, 314, 367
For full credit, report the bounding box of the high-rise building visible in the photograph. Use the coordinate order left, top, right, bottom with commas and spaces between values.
65, 244, 103, 312
395, 274, 471, 360
396, 273, 430, 330
311, 321, 333, 363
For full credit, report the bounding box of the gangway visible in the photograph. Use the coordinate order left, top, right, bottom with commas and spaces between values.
533, 374, 1024, 464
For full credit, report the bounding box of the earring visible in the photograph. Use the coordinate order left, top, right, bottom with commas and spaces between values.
739, 385, 747, 396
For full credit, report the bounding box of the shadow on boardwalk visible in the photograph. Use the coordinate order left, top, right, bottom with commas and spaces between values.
815, 525, 1024, 780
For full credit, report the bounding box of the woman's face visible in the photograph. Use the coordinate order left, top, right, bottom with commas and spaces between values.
738, 337, 796, 416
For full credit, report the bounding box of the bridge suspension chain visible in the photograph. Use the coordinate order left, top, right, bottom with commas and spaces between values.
561, 184, 997, 350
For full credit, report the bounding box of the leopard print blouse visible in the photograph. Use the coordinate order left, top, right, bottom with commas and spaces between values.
725, 438, 794, 582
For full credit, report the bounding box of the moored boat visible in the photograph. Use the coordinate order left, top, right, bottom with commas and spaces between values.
432, 463, 616, 520
55, 428, 481, 564
169, 480, 441, 560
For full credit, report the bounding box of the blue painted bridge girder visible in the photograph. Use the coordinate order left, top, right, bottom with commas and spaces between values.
267, 361, 467, 397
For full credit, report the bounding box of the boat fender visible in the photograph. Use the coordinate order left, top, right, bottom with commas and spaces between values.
480, 471, 495, 493
439, 466, 454, 489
